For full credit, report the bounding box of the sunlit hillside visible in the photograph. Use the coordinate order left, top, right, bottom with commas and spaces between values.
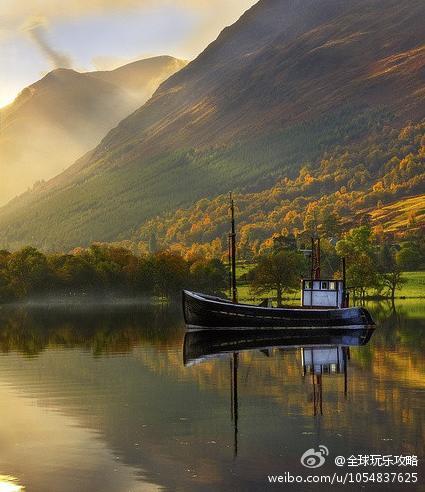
0, 56, 186, 206
132, 121, 424, 256
368, 195, 425, 233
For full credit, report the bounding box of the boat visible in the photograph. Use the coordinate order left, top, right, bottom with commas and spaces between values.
183, 290, 375, 329
182, 194, 375, 329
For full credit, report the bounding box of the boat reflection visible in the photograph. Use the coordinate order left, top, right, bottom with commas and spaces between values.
183, 327, 375, 457
183, 327, 375, 366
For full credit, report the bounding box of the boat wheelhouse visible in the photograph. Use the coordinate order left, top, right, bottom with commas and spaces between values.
301, 279, 345, 308
300, 237, 348, 309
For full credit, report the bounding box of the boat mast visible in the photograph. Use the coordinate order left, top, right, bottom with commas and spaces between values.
228, 234, 232, 298
229, 193, 238, 303
342, 256, 348, 307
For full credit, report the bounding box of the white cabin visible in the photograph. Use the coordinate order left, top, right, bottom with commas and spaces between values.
301, 346, 346, 374
301, 279, 345, 308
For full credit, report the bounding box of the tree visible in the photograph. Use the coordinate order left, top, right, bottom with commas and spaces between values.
48, 253, 97, 295
336, 226, 380, 301
7, 247, 51, 298
0, 250, 12, 301
272, 233, 297, 252
378, 243, 406, 304
190, 258, 227, 295
396, 243, 424, 271
149, 233, 159, 254
320, 206, 340, 238
248, 250, 306, 306
152, 252, 190, 299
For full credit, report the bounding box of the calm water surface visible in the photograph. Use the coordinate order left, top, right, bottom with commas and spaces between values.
0, 301, 423, 491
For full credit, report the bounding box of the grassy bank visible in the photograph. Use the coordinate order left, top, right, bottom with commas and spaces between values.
235, 264, 425, 304
399, 271, 425, 298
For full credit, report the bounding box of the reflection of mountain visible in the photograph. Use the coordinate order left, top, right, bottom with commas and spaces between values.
0, 304, 423, 491
0, 56, 186, 205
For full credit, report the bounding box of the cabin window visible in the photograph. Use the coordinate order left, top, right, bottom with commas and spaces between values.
304, 281, 313, 289
321, 281, 328, 290
329, 281, 336, 290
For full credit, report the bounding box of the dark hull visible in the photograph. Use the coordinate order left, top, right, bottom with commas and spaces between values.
183, 327, 375, 366
182, 290, 375, 329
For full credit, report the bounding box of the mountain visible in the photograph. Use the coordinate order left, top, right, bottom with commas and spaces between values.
0, 0, 424, 250
0, 56, 187, 205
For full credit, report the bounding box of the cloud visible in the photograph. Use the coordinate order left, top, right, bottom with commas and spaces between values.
0, 1, 255, 32
22, 16, 73, 69
0, 0, 256, 60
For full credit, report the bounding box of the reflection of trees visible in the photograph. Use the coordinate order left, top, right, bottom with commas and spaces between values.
0, 306, 183, 357
364, 301, 425, 355
348, 303, 425, 452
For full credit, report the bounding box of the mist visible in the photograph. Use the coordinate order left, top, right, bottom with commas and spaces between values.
0, 55, 186, 207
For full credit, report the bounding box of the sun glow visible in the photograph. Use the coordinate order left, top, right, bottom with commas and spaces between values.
0, 476, 24, 492
0, 93, 16, 109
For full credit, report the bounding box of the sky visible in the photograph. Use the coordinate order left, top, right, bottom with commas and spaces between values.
0, 0, 257, 108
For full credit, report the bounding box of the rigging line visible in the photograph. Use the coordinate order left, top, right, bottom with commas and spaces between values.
324, 253, 336, 277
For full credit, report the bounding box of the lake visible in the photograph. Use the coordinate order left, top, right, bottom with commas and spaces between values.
0, 301, 423, 491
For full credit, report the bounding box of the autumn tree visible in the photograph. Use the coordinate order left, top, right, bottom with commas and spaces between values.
7, 247, 51, 298
152, 252, 190, 299
48, 253, 97, 295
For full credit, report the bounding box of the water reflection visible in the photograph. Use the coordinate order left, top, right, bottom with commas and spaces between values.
0, 302, 422, 491
0, 475, 24, 492
184, 327, 375, 457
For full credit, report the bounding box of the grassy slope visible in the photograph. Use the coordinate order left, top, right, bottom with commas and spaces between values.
368, 195, 425, 233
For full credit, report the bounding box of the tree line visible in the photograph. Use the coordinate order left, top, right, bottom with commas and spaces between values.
0, 226, 423, 305
0, 244, 227, 303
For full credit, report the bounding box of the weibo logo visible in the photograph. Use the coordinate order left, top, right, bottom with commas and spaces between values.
300, 445, 329, 468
